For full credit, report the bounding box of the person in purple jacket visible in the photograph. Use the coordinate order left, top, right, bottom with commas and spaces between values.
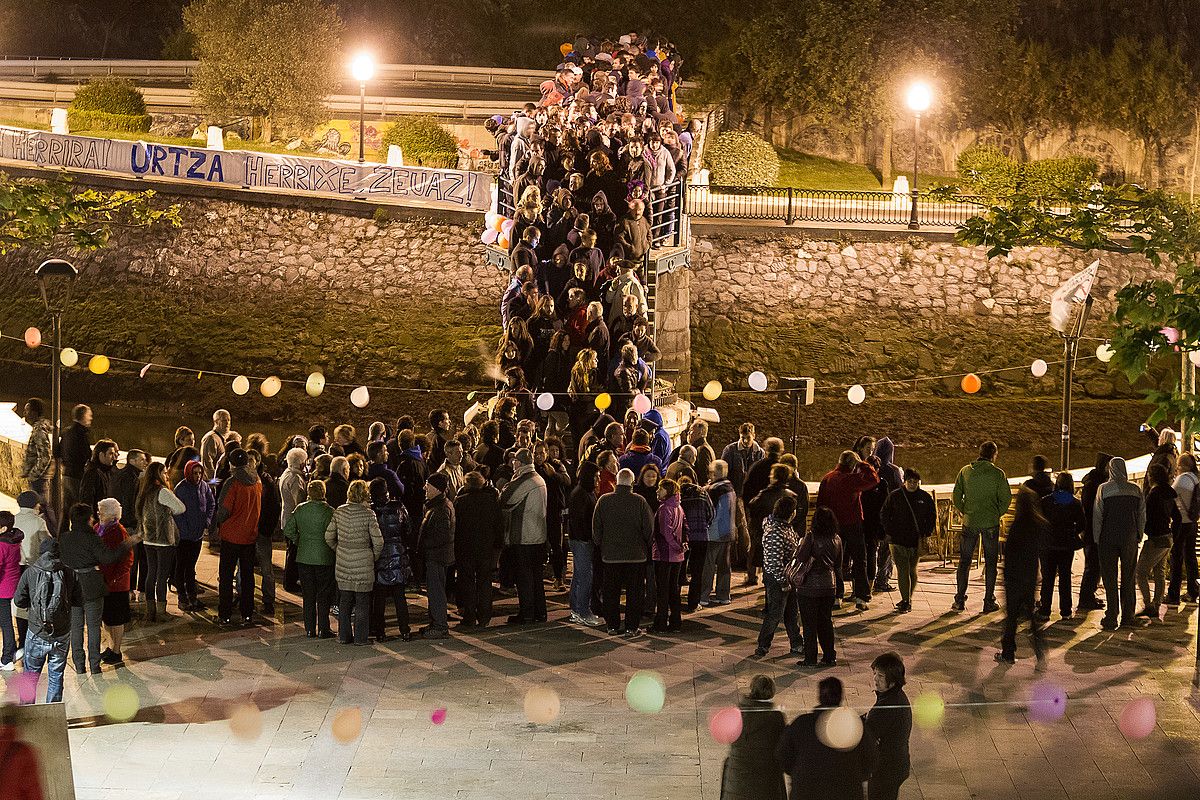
174, 460, 215, 612
651, 478, 685, 632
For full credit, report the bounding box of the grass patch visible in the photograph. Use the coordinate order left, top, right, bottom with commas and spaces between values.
77, 128, 344, 158
773, 147, 958, 192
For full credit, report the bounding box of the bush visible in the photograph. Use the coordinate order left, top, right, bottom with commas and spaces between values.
705, 131, 781, 187
379, 117, 459, 166
67, 109, 153, 133
1021, 156, 1098, 200
956, 145, 1019, 202
71, 77, 147, 116
956, 145, 1098, 203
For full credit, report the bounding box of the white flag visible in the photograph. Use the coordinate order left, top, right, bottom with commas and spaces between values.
1050, 260, 1099, 332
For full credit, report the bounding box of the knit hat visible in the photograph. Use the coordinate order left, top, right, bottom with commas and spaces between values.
426, 472, 450, 495
228, 448, 248, 468
17, 491, 39, 508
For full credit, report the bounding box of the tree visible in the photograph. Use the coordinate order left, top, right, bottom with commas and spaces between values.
185, 0, 343, 142
961, 39, 1059, 161
938, 181, 1200, 435
0, 173, 181, 254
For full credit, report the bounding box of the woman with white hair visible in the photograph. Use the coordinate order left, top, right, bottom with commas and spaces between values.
97, 498, 135, 666
279, 447, 309, 595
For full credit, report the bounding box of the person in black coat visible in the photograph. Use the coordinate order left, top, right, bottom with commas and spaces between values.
1038, 472, 1086, 619
865, 652, 912, 800
1022, 455, 1054, 497
997, 488, 1046, 664
720, 674, 786, 800
1078, 452, 1113, 611
776, 677, 878, 800
880, 469, 936, 613
77, 439, 118, 515
255, 461, 282, 615
368, 478, 412, 642
453, 472, 504, 628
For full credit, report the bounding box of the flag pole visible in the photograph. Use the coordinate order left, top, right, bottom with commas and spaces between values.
1060, 295, 1094, 472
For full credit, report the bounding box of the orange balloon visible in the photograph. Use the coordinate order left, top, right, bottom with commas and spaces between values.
961, 373, 982, 394
492, 216, 505, 233
497, 235, 510, 249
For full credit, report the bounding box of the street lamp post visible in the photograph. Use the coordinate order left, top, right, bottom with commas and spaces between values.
350, 52, 376, 164
35, 258, 78, 528
905, 81, 932, 231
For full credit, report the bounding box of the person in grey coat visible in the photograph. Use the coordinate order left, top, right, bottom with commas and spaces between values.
1093, 456, 1146, 630
499, 449, 549, 625
325, 480, 383, 645
592, 468, 653, 637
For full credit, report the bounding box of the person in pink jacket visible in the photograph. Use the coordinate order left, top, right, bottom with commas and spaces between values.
651, 479, 686, 633
0, 510, 24, 670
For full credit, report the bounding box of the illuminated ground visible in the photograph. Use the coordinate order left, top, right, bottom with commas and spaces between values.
26, 550, 1200, 800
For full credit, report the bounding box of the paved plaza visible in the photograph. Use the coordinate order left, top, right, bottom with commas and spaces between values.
17, 549, 1200, 800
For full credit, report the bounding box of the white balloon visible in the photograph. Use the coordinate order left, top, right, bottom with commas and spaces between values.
748, 371, 768, 392
1031, 359, 1048, 378
1096, 343, 1115, 363
59, 347, 79, 367
817, 707, 863, 751
1189, 350, 1200, 368
232, 375, 250, 395
260, 376, 281, 398
351, 385, 370, 408
306, 372, 326, 398
847, 384, 866, 405
536, 392, 555, 411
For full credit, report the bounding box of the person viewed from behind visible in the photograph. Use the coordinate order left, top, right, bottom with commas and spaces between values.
212, 448, 262, 626
454, 471, 504, 629
419, 473, 456, 639
1037, 471, 1086, 620
1169, 452, 1200, 604
1093, 456, 1145, 630
776, 677, 878, 800
1078, 452, 1113, 611
500, 449, 548, 625
136, 462, 186, 622
251, 448, 281, 616
12, 491, 49, 657
950, 442, 1012, 613
743, 438, 785, 582
1136, 462, 1179, 621
567, 462, 604, 626
996, 489, 1046, 665
793, 507, 844, 667
651, 477, 686, 633
870, 437, 902, 593
816, 450, 879, 610
368, 478, 413, 642
95, 498, 135, 667
702, 460, 737, 607
0, 511, 21, 672
865, 652, 913, 800
173, 461, 214, 612
754, 495, 803, 659
325, 479, 383, 645
283, 480, 335, 638
880, 469, 935, 613
719, 674, 787, 800
592, 467, 653, 637
13, 537, 80, 703
58, 404, 93, 520
1023, 455, 1053, 497
681, 475, 716, 612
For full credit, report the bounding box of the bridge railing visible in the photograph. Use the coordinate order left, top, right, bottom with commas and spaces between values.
685, 184, 985, 228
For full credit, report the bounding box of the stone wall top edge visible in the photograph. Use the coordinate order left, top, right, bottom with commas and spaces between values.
689, 220, 959, 244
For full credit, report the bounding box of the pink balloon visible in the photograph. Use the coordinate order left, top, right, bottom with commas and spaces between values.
7, 670, 39, 704
482, 228, 499, 245
632, 392, 652, 415
1161, 327, 1181, 344
23, 326, 41, 348
1028, 681, 1067, 723
501, 219, 515, 235
430, 708, 447, 726
708, 706, 743, 745
1118, 698, 1156, 739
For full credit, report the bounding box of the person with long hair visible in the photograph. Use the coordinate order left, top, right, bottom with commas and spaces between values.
1169, 452, 1200, 604
996, 488, 1047, 664
794, 507, 843, 667
136, 462, 186, 622
1136, 462, 1179, 620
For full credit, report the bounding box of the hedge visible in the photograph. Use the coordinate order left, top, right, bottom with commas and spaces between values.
705, 130, 780, 187
956, 145, 1097, 202
379, 116, 459, 165
67, 109, 153, 133
71, 77, 147, 116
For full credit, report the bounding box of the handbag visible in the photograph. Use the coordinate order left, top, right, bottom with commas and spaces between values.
784, 537, 815, 591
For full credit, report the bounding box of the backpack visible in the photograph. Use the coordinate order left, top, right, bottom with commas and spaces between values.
32, 563, 74, 637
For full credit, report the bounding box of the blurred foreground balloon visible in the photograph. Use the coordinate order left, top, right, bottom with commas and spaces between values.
625, 670, 665, 714
708, 706, 743, 744
524, 686, 561, 724
103, 683, 140, 722
816, 706, 863, 751
1118, 697, 1155, 739
430, 707, 447, 725
912, 692, 945, 729
332, 706, 363, 743
1027, 681, 1067, 723
229, 702, 263, 740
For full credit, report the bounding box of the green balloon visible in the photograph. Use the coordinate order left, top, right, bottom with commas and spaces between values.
625, 670, 666, 714
467, 391, 477, 401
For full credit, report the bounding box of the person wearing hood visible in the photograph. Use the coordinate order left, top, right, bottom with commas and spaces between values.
1093, 456, 1145, 629
212, 448, 262, 625
615, 198, 651, 262
500, 449, 548, 625
1078, 452, 1113, 611
587, 190, 619, 253
1135, 462, 1179, 620
508, 116, 537, 181
865, 652, 913, 800
539, 243, 574, 305
1037, 472, 1086, 620
701, 460, 737, 606
996, 488, 1046, 664
173, 460, 214, 612
817, 450, 880, 609
14, 537, 81, 703
719, 674, 787, 800
881, 469, 936, 613
870, 437, 903, 593
592, 467, 654, 636
78, 438, 118, 515
950, 442, 1012, 613
12, 491, 49, 657
136, 462, 187, 623
0, 511, 22, 671
1168, 452, 1200, 604
651, 478, 686, 632
680, 475, 716, 611
641, 408, 673, 465
419, 473, 456, 639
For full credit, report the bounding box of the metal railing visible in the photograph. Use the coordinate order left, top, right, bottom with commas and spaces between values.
686, 184, 984, 228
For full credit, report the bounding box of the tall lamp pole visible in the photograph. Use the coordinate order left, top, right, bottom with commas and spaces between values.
35, 258, 78, 528
350, 52, 376, 163
905, 81, 932, 231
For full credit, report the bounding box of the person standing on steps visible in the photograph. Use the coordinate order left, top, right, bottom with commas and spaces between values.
951, 442, 1012, 613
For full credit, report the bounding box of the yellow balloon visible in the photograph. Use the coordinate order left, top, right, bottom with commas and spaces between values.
702, 380, 723, 401
260, 376, 281, 398
59, 347, 79, 367
103, 683, 140, 722
595, 392, 612, 411
88, 354, 110, 375
232, 375, 250, 395
306, 371, 326, 397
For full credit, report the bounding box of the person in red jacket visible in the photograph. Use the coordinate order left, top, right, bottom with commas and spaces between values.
210, 449, 262, 625
817, 450, 879, 610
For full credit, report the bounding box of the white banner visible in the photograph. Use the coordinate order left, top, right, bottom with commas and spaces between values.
1050, 259, 1099, 332
0, 126, 491, 211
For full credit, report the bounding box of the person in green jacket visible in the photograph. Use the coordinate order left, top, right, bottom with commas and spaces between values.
283, 481, 335, 638
951, 442, 1013, 613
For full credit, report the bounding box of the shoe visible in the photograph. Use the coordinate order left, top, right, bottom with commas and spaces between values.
400, 632, 413, 641
568, 612, 585, 625
649, 625, 669, 634
993, 652, 1015, 665
1060, 609, 1073, 619
1100, 618, 1118, 631
1078, 597, 1104, 610
99, 649, 123, 665
218, 617, 233, 626
582, 614, 604, 627
422, 628, 449, 639
983, 600, 1000, 613
624, 627, 644, 639
874, 584, 896, 593
711, 599, 732, 606
1183, 594, 1199, 604
666, 625, 682, 633
853, 597, 870, 611
1120, 618, 1148, 629
752, 648, 768, 658
1135, 607, 1154, 618
0, 662, 13, 672
241, 616, 253, 626
797, 659, 818, 668
950, 599, 965, 612
506, 615, 531, 625
1034, 610, 1051, 621
74, 665, 86, 675
819, 657, 837, 666
894, 601, 911, 613
318, 631, 336, 639
376, 634, 396, 643
789, 646, 805, 656
13, 648, 22, 662
742, 576, 759, 587
607, 627, 622, 636
306, 632, 317, 638
262, 604, 275, 616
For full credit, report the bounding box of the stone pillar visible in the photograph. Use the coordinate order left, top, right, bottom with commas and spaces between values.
655, 267, 692, 393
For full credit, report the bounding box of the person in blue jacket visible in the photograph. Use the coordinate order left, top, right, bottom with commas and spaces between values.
173, 460, 215, 611
640, 408, 672, 465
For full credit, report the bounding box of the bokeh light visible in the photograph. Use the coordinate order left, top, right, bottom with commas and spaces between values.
1028, 681, 1067, 723
816, 706, 863, 751
625, 670, 666, 714
103, 683, 140, 722
708, 706, 743, 744
523, 686, 561, 725
1118, 697, 1156, 740
332, 706, 363, 743
912, 691, 945, 729
229, 702, 263, 740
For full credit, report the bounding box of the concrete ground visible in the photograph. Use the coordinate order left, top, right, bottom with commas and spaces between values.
7, 547, 1200, 800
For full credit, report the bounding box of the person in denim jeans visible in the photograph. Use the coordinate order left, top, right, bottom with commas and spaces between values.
566, 463, 603, 626
754, 496, 803, 658
951, 442, 1013, 613
14, 538, 80, 703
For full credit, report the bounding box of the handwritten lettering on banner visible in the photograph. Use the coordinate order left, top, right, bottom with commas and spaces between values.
0, 126, 491, 211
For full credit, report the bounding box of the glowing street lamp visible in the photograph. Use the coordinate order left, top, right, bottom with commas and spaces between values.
905, 80, 933, 230
349, 51, 376, 163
